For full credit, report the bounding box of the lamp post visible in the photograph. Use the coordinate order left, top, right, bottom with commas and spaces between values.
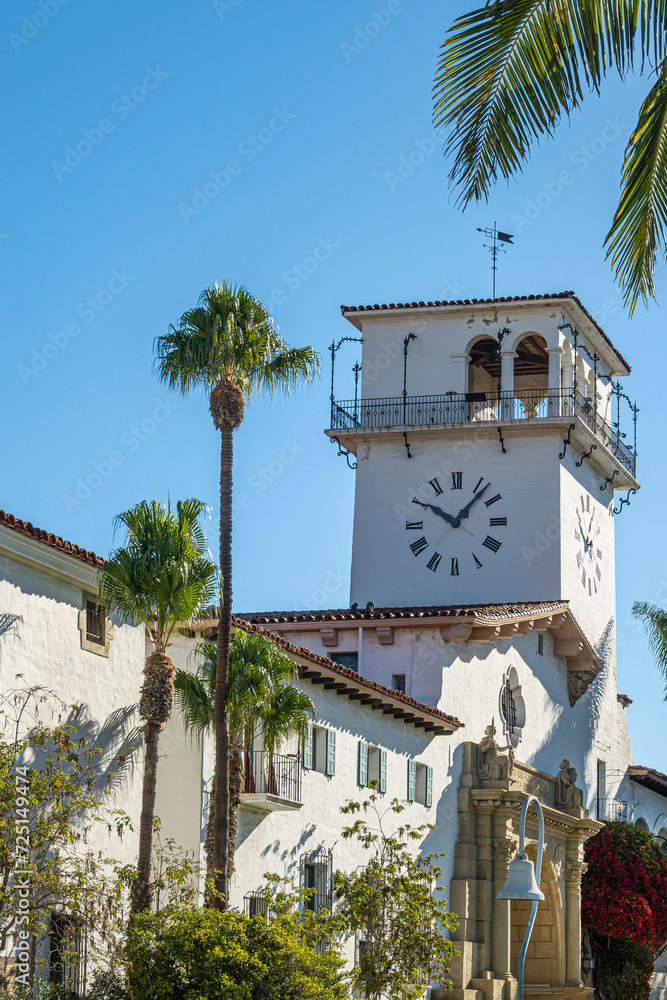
497, 795, 545, 1000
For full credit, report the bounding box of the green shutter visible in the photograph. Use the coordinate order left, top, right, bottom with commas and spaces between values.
325, 729, 336, 777
425, 765, 433, 807
379, 749, 387, 794
358, 741, 368, 787
407, 759, 416, 802
303, 721, 313, 770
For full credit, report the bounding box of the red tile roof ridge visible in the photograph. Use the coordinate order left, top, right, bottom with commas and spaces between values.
0, 509, 105, 567
236, 600, 570, 625
339, 291, 630, 372
629, 764, 667, 782
233, 616, 463, 730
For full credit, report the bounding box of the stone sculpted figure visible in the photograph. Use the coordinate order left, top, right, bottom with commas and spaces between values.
478, 724, 514, 780
555, 759, 585, 809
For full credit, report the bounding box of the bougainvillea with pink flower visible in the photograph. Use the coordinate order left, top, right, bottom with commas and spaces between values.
582, 822, 667, 1000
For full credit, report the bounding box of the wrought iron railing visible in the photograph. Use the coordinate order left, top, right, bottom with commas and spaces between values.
243, 751, 302, 803
330, 389, 636, 477
597, 797, 628, 822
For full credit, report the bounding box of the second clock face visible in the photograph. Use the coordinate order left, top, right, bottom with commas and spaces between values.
405, 471, 508, 575
574, 493, 603, 595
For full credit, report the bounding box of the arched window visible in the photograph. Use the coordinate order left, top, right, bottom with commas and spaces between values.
635, 817, 649, 832
657, 827, 667, 847
499, 667, 525, 747
501, 679, 517, 737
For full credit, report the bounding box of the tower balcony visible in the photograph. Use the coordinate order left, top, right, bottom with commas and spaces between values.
328, 389, 638, 486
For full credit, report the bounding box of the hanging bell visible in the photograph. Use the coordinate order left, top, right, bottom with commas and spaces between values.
496, 854, 545, 901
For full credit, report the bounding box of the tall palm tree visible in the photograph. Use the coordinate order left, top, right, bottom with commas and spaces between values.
154, 280, 320, 909
433, 3, 667, 312
174, 630, 314, 884
632, 601, 667, 698
97, 499, 217, 915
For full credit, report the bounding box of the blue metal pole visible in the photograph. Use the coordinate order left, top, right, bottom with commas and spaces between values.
516, 795, 544, 1000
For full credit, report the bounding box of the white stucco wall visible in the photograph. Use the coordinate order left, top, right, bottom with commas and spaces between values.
0, 526, 145, 869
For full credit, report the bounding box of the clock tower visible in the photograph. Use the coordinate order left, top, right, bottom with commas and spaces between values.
327, 292, 638, 642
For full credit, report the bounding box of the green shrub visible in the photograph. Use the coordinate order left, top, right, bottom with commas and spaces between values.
126, 902, 348, 1000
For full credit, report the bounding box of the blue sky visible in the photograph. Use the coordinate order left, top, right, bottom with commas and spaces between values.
1, 0, 666, 769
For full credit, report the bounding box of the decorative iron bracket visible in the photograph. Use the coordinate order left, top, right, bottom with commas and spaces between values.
600, 471, 620, 492
330, 436, 356, 470
403, 432, 412, 458
559, 424, 575, 460
613, 489, 636, 515
575, 444, 597, 467
497, 426, 506, 454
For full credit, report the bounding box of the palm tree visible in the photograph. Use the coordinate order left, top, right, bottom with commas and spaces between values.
154, 280, 320, 909
97, 499, 217, 915
174, 630, 314, 884
632, 601, 667, 698
433, 3, 667, 312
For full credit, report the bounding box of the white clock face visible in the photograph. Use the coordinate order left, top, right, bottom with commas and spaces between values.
574, 493, 603, 594
405, 471, 508, 575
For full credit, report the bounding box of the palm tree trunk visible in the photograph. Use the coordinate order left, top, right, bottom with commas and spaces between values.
212, 425, 233, 909
131, 720, 161, 915
227, 747, 243, 882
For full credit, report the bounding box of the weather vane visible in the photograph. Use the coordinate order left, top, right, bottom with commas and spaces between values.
476, 222, 514, 299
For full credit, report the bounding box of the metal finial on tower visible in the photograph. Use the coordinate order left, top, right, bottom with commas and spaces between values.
476, 222, 514, 298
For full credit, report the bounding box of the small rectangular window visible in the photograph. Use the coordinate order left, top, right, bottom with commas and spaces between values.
415, 763, 433, 807
537, 633, 544, 655
302, 850, 333, 914
311, 726, 336, 776
392, 674, 406, 694
244, 892, 269, 918
330, 652, 358, 672
50, 913, 84, 994
85, 601, 105, 645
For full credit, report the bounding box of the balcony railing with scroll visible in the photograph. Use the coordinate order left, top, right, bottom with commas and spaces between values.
243, 751, 302, 803
330, 389, 636, 478
597, 797, 628, 822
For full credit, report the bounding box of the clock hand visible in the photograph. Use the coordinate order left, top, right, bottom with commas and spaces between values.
452, 482, 490, 525
427, 503, 458, 527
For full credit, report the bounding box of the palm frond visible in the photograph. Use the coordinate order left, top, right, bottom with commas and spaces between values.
153, 278, 320, 402
433, 0, 638, 208
604, 60, 667, 313
98, 499, 217, 650
632, 600, 667, 698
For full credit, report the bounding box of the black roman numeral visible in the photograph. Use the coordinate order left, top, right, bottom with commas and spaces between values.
429, 478, 443, 496
412, 497, 429, 510
473, 553, 483, 569
450, 472, 462, 490
489, 517, 507, 526
406, 521, 424, 531
482, 535, 501, 553
473, 477, 485, 493
427, 552, 442, 572
484, 494, 502, 507
450, 557, 459, 576
410, 536, 428, 556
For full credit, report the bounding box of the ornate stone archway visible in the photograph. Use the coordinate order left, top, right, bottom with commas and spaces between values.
448, 742, 601, 1000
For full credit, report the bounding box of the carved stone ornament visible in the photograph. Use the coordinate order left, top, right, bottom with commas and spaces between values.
478, 723, 515, 780
567, 670, 597, 707
565, 861, 588, 885
492, 839, 517, 864
555, 759, 585, 810
553, 844, 565, 880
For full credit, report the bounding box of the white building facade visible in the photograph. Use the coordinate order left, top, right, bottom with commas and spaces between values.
2, 291, 666, 999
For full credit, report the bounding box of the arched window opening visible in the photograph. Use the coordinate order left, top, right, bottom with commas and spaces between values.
468, 338, 499, 395
514, 334, 549, 417
635, 817, 649, 832
499, 667, 525, 748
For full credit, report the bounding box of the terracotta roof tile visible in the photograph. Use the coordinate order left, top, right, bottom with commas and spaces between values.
0, 509, 105, 567
231, 616, 463, 732
628, 764, 667, 798
237, 601, 569, 625
340, 291, 630, 373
